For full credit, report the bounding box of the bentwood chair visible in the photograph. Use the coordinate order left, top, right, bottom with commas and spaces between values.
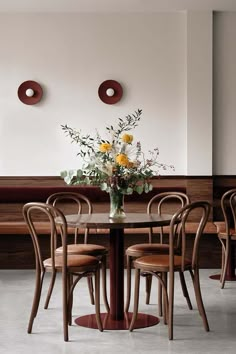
214, 188, 236, 289
129, 200, 211, 340
23, 202, 103, 341
45, 192, 109, 312
125, 192, 190, 314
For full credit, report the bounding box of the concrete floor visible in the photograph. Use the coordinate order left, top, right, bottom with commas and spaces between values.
0, 269, 235, 354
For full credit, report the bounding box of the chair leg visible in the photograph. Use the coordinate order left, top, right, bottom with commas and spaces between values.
179, 271, 193, 310
221, 239, 230, 289
67, 274, 73, 326
219, 240, 225, 283
87, 276, 95, 305
192, 269, 210, 332
44, 270, 57, 309
63, 271, 69, 342
125, 255, 132, 313
101, 256, 110, 313
94, 268, 103, 331
158, 276, 163, 316
162, 272, 168, 324
28, 269, 45, 333
145, 274, 152, 305
168, 270, 174, 340
129, 268, 140, 331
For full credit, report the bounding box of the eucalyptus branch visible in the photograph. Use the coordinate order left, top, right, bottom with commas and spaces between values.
106, 109, 142, 139
61, 124, 96, 157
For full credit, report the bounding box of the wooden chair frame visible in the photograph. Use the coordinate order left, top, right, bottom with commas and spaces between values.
45, 192, 109, 312
125, 191, 190, 314
23, 202, 103, 341
215, 188, 236, 289
129, 201, 211, 340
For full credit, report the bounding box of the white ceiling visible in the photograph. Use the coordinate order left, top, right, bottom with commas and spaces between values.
0, 0, 236, 13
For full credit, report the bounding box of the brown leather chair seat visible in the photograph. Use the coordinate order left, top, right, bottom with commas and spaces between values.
135, 254, 192, 271
43, 254, 99, 268
56, 244, 107, 256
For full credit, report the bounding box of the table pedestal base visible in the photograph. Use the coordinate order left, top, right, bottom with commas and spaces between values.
209, 274, 236, 281
75, 312, 159, 330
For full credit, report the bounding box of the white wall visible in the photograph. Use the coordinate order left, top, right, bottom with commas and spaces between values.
186, 11, 213, 175
0, 13, 186, 176
213, 12, 236, 175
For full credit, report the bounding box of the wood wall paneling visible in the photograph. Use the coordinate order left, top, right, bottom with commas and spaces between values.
0, 175, 235, 269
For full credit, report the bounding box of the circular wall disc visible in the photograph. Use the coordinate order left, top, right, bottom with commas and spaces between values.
98, 80, 123, 104
18, 80, 43, 105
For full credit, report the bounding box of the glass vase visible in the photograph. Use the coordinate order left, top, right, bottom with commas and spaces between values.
109, 189, 126, 219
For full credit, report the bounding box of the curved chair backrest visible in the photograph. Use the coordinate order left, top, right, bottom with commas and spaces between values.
230, 192, 236, 231
23, 202, 68, 273
147, 191, 190, 244
46, 192, 92, 244
220, 188, 236, 235
170, 201, 211, 271
147, 191, 190, 215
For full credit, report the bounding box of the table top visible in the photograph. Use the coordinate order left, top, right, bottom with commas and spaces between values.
56, 212, 173, 229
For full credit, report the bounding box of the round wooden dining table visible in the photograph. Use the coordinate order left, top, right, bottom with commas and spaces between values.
59, 212, 173, 330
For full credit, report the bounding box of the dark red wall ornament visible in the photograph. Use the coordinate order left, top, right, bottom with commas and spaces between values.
18, 80, 43, 105
98, 80, 123, 104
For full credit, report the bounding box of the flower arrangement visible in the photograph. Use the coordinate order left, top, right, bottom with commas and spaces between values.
61, 109, 174, 218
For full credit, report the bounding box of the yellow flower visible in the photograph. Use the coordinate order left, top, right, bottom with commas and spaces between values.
122, 134, 133, 144
99, 143, 112, 153
116, 153, 129, 167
